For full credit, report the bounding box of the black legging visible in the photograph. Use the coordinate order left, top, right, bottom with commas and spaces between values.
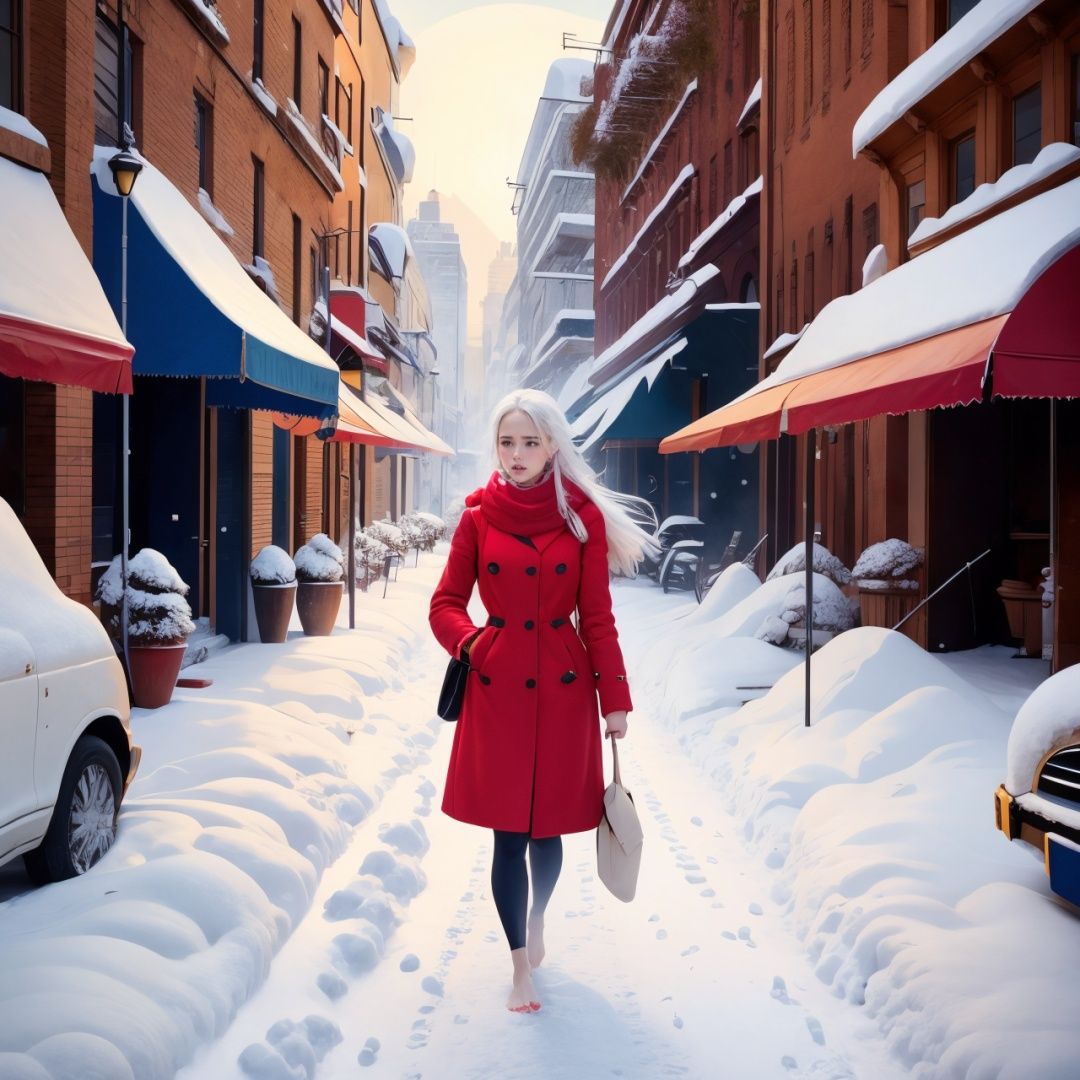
491, 831, 563, 951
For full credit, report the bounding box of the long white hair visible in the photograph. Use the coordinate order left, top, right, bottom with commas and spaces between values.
490, 389, 660, 576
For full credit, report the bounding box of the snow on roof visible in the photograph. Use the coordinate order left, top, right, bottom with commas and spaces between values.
250, 77, 278, 118
188, 0, 229, 42
0, 497, 116, 673
862, 242, 888, 286
622, 80, 698, 203
0, 103, 47, 147
91, 146, 338, 377
853, 0, 1042, 157
373, 110, 415, 185
1, 154, 127, 350
542, 57, 593, 103
737, 77, 762, 128
763, 324, 808, 360
602, 163, 696, 289
755, 175, 1080, 392
372, 0, 415, 77
590, 263, 719, 382
369, 223, 414, 280
678, 175, 762, 271
910, 142, 1080, 247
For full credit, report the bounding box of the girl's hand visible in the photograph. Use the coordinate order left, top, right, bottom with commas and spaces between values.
604, 711, 628, 739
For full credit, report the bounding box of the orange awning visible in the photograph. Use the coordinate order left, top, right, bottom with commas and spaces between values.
332, 383, 414, 448
660, 316, 1007, 452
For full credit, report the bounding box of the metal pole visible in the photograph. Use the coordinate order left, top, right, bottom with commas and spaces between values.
804, 429, 815, 728
1048, 399, 1056, 666
348, 443, 357, 629
120, 195, 131, 675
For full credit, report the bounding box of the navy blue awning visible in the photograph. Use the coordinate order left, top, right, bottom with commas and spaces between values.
91, 148, 339, 418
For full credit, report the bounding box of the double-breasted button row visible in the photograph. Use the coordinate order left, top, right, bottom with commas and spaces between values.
555, 563, 567, 574
550, 617, 566, 628
525, 566, 537, 576
479, 674, 492, 685
488, 616, 505, 627
561, 671, 577, 684
525, 678, 536, 689
524, 620, 535, 630
487, 562, 500, 574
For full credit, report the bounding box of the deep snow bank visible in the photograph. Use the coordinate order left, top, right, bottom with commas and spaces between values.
0, 617, 427, 1080
634, 621, 1079, 1078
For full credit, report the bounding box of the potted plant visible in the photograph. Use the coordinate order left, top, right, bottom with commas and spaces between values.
250, 545, 297, 643
294, 533, 345, 635
852, 539, 924, 639
354, 528, 390, 592
97, 549, 195, 709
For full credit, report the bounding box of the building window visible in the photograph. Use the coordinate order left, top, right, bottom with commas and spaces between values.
1, 0, 19, 112
357, 75, 366, 167
951, 131, 976, 204
318, 57, 330, 117
785, 9, 796, 132
862, 202, 878, 259
945, 0, 979, 31
790, 256, 798, 333
252, 0, 265, 82
292, 16, 302, 110
861, 0, 873, 63
804, 248, 815, 322
906, 179, 925, 238
803, 0, 813, 122
94, 14, 135, 145
194, 92, 213, 195
723, 139, 733, 207
708, 153, 718, 219
775, 268, 785, 339
841, 0, 852, 77
292, 214, 302, 323
1012, 84, 1041, 166
1071, 55, 1080, 147
742, 0, 759, 89
335, 77, 353, 141
822, 0, 832, 99
252, 155, 265, 260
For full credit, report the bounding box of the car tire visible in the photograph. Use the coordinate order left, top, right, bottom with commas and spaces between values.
23, 735, 123, 885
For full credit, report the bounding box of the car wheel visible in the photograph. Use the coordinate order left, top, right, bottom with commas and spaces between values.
23, 735, 122, 885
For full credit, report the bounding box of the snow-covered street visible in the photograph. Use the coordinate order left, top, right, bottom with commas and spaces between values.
2, 549, 1077, 1080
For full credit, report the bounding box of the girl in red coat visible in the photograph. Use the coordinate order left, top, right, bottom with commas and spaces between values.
429, 389, 656, 1013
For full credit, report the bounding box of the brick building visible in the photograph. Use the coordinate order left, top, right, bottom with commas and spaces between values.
571, 0, 761, 545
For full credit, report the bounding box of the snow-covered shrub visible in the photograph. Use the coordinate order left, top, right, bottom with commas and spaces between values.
366, 520, 409, 558
397, 514, 425, 553
294, 534, 345, 583
400, 511, 445, 552
250, 544, 296, 585
355, 529, 390, 582
767, 541, 852, 587
96, 549, 196, 646
752, 574, 856, 647
852, 538, 923, 587
442, 496, 466, 536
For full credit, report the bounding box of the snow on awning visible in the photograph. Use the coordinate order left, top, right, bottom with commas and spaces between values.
331, 378, 409, 448
369, 222, 413, 280
737, 77, 762, 129
330, 287, 389, 374
572, 338, 686, 451
853, 0, 1042, 157
660, 176, 1080, 452
0, 150, 133, 394
384, 382, 455, 456
90, 147, 339, 418
678, 176, 761, 271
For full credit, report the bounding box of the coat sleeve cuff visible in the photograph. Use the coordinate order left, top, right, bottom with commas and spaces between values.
597, 677, 633, 716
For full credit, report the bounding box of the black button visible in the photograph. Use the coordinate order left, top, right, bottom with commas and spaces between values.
480, 675, 491, 685
525, 566, 537, 576
525, 678, 536, 689
524, 620, 535, 630
550, 618, 566, 628
560, 671, 577, 684
555, 563, 567, 574
489, 616, 505, 627
487, 562, 500, 574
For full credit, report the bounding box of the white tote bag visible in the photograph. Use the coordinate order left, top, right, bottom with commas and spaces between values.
596, 737, 644, 902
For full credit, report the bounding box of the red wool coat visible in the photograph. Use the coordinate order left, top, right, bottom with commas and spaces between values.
429, 472, 633, 838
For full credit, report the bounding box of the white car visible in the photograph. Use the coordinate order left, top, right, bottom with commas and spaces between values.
0, 497, 140, 883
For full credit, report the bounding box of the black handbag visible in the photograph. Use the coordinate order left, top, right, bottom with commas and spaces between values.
437, 655, 470, 720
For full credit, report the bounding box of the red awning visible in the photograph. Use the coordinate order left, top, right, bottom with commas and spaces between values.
992, 244, 1080, 400
660, 316, 1007, 452
0, 156, 133, 393
329, 289, 388, 374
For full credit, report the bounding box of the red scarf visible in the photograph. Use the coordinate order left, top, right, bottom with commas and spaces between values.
465, 470, 588, 537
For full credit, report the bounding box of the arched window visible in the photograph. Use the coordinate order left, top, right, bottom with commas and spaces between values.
741, 273, 758, 303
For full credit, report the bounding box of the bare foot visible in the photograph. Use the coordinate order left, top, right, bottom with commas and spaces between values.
507, 947, 541, 1013
527, 914, 545, 969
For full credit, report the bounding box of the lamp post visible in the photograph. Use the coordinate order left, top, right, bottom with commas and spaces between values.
108, 148, 143, 675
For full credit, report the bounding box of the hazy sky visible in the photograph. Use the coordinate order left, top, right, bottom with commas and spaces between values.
398, 2, 606, 338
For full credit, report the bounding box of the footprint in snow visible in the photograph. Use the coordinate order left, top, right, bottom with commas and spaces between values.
684, 873, 706, 885
421, 975, 444, 997
239, 1015, 343, 1080
357, 1035, 381, 1068
770, 977, 791, 1004
690, 816, 703, 827
806, 1017, 826, 1045
681, 945, 699, 957
737, 926, 752, 941
317, 972, 348, 1000
656, 929, 668, 940
416, 779, 437, 798
700, 888, 716, 898
400, 954, 420, 972
749, 902, 763, 916
781, 1056, 798, 1071
648, 913, 661, 923
379, 819, 430, 856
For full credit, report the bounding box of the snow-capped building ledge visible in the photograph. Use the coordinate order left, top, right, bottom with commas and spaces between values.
175, 0, 229, 45
602, 163, 696, 290
853, 0, 1042, 157
197, 188, 235, 237
315, 0, 346, 37
249, 78, 278, 119
909, 143, 1080, 249
621, 80, 698, 204
372, 108, 415, 186
737, 77, 762, 130
763, 324, 808, 360
283, 99, 344, 193
678, 175, 762, 271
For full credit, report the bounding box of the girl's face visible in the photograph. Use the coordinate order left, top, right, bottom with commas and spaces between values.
497, 410, 552, 486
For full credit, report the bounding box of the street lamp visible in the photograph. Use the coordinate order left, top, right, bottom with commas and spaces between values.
109, 147, 141, 677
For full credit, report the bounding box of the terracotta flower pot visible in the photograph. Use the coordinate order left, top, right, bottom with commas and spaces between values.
128, 642, 187, 709
296, 580, 343, 636
252, 581, 297, 643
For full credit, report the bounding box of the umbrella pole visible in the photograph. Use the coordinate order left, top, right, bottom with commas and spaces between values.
348, 442, 357, 629
804, 428, 816, 728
